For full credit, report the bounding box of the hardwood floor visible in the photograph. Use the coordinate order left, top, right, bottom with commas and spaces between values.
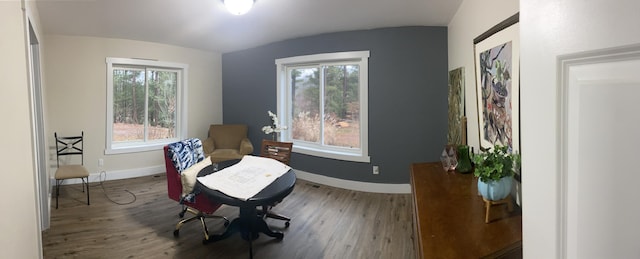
42, 174, 415, 259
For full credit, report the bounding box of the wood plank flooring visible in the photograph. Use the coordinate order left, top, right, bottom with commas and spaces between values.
42, 174, 415, 259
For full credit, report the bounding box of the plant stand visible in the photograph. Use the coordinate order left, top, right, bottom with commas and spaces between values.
483, 195, 513, 223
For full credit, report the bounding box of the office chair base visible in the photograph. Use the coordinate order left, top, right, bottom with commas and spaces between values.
173, 207, 229, 241
260, 205, 291, 227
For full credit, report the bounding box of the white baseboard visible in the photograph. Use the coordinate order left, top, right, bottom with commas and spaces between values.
53, 165, 411, 194
293, 169, 411, 194
53, 165, 164, 185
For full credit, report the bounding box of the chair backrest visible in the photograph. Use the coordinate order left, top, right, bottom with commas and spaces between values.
164, 140, 219, 214
54, 131, 85, 168
166, 138, 205, 173
164, 145, 185, 203
208, 124, 248, 149
260, 140, 293, 165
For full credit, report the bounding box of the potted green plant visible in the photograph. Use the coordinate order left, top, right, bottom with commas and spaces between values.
472, 145, 521, 201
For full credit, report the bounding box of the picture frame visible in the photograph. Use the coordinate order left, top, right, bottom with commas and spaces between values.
473, 13, 520, 152
447, 67, 465, 145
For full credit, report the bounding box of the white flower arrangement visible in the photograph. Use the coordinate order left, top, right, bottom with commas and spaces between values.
261, 111, 288, 137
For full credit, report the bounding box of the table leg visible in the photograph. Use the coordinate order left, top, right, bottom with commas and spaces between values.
206, 217, 242, 243
205, 205, 284, 243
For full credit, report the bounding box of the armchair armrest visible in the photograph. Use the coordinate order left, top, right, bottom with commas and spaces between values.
202, 138, 215, 154
239, 138, 254, 155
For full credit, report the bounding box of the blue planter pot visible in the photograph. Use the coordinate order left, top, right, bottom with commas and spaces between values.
477, 176, 513, 201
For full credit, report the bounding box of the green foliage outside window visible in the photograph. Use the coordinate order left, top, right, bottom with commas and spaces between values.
112, 67, 177, 141
290, 64, 360, 148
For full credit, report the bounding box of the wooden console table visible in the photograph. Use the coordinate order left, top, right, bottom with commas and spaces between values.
410, 162, 522, 258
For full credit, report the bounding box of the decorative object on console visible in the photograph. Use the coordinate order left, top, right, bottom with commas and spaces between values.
472, 145, 520, 198
472, 145, 520, 223
440, 145, 458, 171
456, 145, 473, 174
261, 110, 288, 140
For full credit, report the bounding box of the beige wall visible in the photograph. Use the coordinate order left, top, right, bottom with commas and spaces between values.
0, 1, 42, 258
43, 35, 223, 180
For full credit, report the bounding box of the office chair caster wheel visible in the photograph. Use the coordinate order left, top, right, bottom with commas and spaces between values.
173, 229, 180, 237
285, 221, 290, 228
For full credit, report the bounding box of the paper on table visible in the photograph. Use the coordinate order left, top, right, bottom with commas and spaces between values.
197, 155, 291, 201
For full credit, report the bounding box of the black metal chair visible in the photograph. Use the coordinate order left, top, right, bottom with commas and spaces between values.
54, 131, 90, 209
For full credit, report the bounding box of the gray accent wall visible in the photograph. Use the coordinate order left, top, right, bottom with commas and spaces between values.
222, 26, 448, 184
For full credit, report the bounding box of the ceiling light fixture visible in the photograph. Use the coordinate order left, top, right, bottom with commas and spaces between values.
224, 0, 254, 15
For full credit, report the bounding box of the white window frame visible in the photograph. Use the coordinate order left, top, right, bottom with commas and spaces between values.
275, 51, 370, 163
105, 57, 188, 154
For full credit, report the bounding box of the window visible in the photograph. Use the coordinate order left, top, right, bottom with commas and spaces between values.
275, 51, 370, 162
105, 58, 188, 154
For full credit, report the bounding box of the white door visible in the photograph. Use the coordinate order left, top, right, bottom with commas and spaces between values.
559, 46, 640, 258
28, 20, 49, 230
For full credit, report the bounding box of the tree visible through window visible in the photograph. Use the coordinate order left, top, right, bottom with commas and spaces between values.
112, 68, 177, 141
290, 65, 360, 148
276, 51, 370, 162
106, 58, 187, 154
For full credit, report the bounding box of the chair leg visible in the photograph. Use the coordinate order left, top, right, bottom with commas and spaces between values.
175, 213, 201, 232
262, 205, 291, 227
179, 206, 188, 218
85, 177, 90, 205
174, 207, 228, 241
175, 214, 200, 238
55, 180, 60, 209
199, 216, 210, 241
54, 178, 91, 209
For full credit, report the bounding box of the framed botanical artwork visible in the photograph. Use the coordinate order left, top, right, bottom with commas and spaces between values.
474, 13, 520, 152
447, 67, 465, 145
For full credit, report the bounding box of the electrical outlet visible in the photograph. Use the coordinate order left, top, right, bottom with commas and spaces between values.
373, 165, 380, 175
98, 158, 104, 167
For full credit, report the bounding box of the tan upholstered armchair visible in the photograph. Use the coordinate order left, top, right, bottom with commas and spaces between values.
202, 124, 254, 163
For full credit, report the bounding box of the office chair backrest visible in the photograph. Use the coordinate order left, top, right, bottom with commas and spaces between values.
55, 131, 85, 168
164, 140, 219, 215
260, 140, 293, 165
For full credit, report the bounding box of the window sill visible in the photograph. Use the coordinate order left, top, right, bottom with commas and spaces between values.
105, 140, 175, 155
292, 145, 370, 163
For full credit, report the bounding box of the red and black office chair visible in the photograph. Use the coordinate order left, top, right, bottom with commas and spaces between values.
164, 138, 229, 242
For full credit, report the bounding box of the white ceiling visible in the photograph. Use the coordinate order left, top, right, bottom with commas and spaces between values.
35, 0, 462, 53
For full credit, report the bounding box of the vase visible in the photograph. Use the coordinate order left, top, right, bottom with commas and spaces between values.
477, 176, 512, 201
456, 145, 472, 174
